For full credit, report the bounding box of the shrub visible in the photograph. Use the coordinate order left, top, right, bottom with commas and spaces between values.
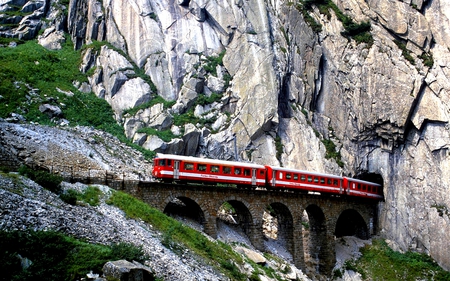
0, 230, 148, 281
78, 186, 102, 206
394, 40, 415, 65
321, 138, 344, 167
59, 189, 80, 205
355, 239, 450, 280
18, 166, 63, 193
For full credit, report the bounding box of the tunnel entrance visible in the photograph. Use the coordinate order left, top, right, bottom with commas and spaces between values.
356, 172, 384, 197
335, 209, 369, 239
163, 197, 205, 231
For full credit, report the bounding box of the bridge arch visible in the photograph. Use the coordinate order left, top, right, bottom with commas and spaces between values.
303, 204, 330, 274
217, 199, 254, 235
335, 209, 369, 239
163, 196, 206, 229
264, 202, 294, 260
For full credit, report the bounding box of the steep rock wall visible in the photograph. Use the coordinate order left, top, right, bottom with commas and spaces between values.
68, 0, 450, 270
2, 0, 449, 271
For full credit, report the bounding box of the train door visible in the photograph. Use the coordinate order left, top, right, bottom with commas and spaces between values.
174, 161, 180, 179
251, 168, 256, 186
272, 169, 276, 187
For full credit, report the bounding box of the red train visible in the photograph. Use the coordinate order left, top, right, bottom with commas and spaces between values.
152, 153, 383, 200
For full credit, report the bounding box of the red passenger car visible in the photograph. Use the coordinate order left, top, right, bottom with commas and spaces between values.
152, 153, 267, 187
152, 154, 383, 200
343, 177, 383, 200
265, 166, 344, 194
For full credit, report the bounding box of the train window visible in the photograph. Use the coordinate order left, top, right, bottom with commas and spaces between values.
197, 164, 207, 171
294, 174, 298, 180
260, 170, 265, 176
279, 172, 283, 179
167, 160, 172, 166
357, 184, 361, 190
307, 176, 312, 182
211, 165, 219, 173
334, 180, 339, 186
320, 178, 325, 184
184, 162, 194, 170
244, 169, 251, 176
314, 177, 319, 183
223, 166, 231, 174
286, 173, 291, 180
363, 185, 367, 191
159, 159, 166, 166
301, 175, 306, 181
235, 168, 241, 175
368, 186, 372, 192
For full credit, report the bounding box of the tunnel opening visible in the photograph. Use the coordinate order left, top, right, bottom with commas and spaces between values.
356, 172, 385, 198
335, 209, 369, 239
163, 197, 205, 231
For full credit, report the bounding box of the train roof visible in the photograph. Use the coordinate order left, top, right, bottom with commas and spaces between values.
265, 165, 343, 179
155, 153, 266, 169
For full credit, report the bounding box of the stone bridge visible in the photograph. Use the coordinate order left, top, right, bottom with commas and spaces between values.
121, 181, 380, 275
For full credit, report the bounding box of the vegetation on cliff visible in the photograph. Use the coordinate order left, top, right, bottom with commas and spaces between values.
339, 239, 450, 281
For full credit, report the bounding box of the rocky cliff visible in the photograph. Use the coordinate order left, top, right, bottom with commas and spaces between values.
1, 0, 450, 272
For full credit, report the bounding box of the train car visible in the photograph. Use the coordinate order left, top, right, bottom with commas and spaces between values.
152, 153, 267, 187
343, 177, 383, 200
265, 166, 344, 195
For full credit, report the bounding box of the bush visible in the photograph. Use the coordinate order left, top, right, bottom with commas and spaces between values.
0, 230, 148, 281
59, 189, 80, 205
355, 239, 450, 281
18, 166, 63, 193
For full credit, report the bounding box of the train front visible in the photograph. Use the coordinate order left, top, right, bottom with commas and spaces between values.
151, 155, 174, 180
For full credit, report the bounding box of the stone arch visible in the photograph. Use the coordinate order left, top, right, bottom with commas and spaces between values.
218, 199, 253, 235
335, 209, 369, 239
303, 204, 329, 275
215, 198, 267, 250
264, 202, 295, 261
163, 196, 206, 228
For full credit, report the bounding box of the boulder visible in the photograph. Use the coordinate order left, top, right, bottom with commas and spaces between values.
102, 260, 155, 281
182, 124, 200, 155
235, 246, 266, 265
39, 104, 62, 118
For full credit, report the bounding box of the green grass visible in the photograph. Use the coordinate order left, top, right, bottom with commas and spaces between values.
299, 0, 373, 46
18, 165, 63, 193
123, 95, 176, 117
106, 190, 248, 280
0, 230, 149, 281
346, 239, 450, 281
321, 138, 344, 168
202, 51, 226, 77
0, 38, 159, 161
394, 40, 415, 65
137, 127, 177, 142
0, 39, 123, 133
